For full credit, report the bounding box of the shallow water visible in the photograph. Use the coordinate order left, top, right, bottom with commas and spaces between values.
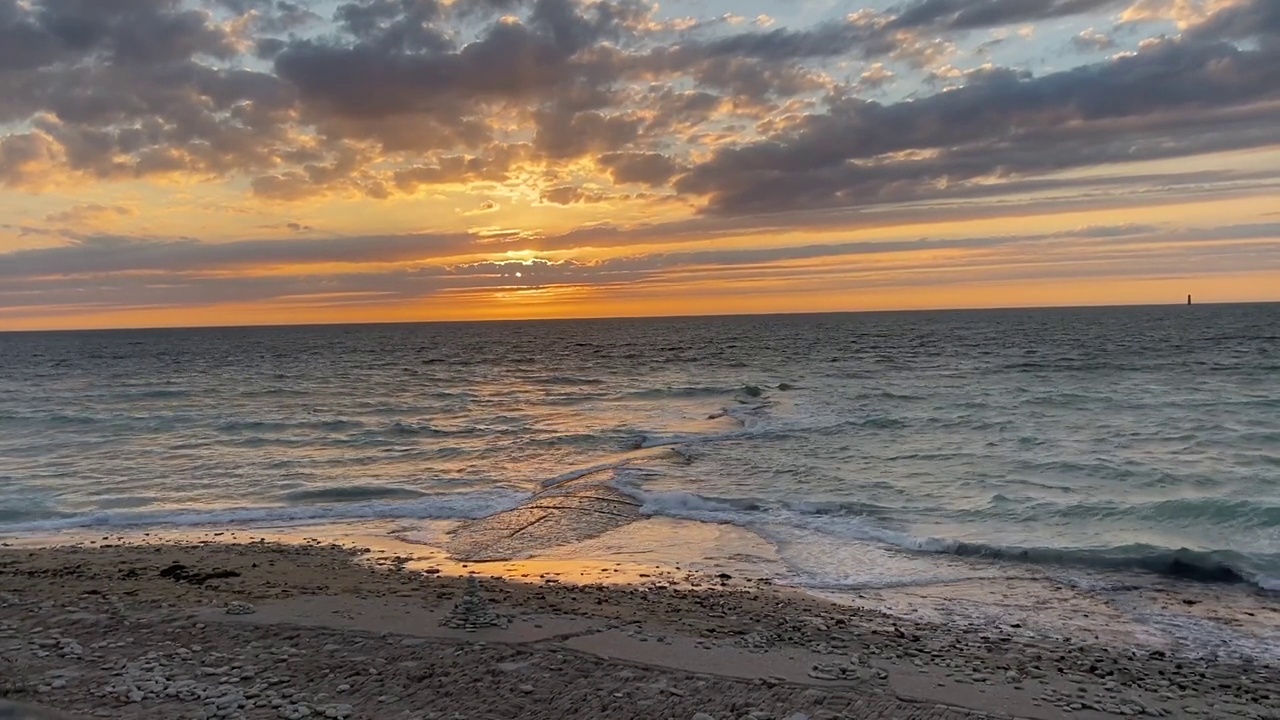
1, 306, 1278, 599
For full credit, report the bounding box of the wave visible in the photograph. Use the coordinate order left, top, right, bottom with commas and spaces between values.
379, 421, 446, 437
212, 419, 460, 439
611, 382, 794, 402
938, 541, 1264, 585
633, 490, 764, 513
532, 375, 609, 386
1049, 497, 1280, 527
0, 507, 71, 524
972, 495, 1280, 529
635, 432, 729, 450
0, 411, 125, 426
0, 489, 527, 535
118, 388, 191, 400
783, 499, 897, 518
279, 485, 428, 503
615, 386, 736, 400
630, 487, 1278, 590
216, 418, 362, 433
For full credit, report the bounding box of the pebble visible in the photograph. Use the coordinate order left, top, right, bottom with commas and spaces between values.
5, 549, 1279, 720
225, 602, 256, 616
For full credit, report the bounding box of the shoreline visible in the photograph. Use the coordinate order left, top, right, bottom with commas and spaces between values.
7, 515, 1277, 659
2, 523, 1278, 719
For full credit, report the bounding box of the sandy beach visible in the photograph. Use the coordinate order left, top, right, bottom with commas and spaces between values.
1, 522, 1277, 720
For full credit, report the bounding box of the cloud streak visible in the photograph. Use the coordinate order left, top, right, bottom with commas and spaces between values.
4, 221, 1278, 310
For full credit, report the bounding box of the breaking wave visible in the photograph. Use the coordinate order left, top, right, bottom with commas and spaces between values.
630, 487, 1278, 590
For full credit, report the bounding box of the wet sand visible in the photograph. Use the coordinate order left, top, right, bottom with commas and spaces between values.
2, 524, 1279, 719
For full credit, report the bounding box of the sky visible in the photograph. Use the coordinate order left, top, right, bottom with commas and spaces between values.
1, 0, 1278, 330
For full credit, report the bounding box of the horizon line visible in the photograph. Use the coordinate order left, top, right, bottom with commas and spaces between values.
3, 299, 1275, 335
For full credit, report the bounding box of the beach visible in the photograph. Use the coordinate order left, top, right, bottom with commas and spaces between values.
2, 521, 1277, 720
3, 312, 1279, 718
4, 0, 1280, 710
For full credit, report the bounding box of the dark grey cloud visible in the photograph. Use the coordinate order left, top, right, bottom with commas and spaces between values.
272, 0, 651, 121
333, 0, 447, 47
1186, 0, 1280, 43
253, 1, 324, 33
534, 108, 641, 159
5, 0, 241, 69
389, 144, 530, 193
586, 222, 1280, 277
272, 25, 561, 120
2, 0, 1278, 212
260, 2, 898, 176
677, 35, 1280, 214
598, 152, 680, 186
524, 166, 1280, 255
692, 20, 889, 61
683, 55, 828, 99
889, 0, 1124, 31
0, 230, 503, 279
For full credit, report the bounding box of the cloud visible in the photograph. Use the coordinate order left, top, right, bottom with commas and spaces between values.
854, 63, 896, 92
4, 221, 1277, 314
0, 131, 62, 187
256, 221, 317, 233
0, 0, 241, 72
675, 31, 1280, 215
888, 0, 1126, 31
539, 185, 610, 204
11, 220, 1273, 286
44, 203, 135, 225
1071, 28, 1116, 51
0, 230, 498, 279
462, 199, 500, 215
1, 0, 1278, 219
1, 0, 1067, 200
597, 152, 681, 186
1184, 0, 1280, 40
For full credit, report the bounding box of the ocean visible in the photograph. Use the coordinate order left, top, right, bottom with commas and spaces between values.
2, 305, 1278, 639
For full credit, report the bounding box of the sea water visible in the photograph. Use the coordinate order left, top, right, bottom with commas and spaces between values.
2, 305, 1278, 599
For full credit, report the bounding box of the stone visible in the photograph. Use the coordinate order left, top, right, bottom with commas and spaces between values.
440, 577, 507, 630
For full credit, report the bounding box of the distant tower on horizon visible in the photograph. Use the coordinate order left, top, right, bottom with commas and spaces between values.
1187, 294, 1192, 305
